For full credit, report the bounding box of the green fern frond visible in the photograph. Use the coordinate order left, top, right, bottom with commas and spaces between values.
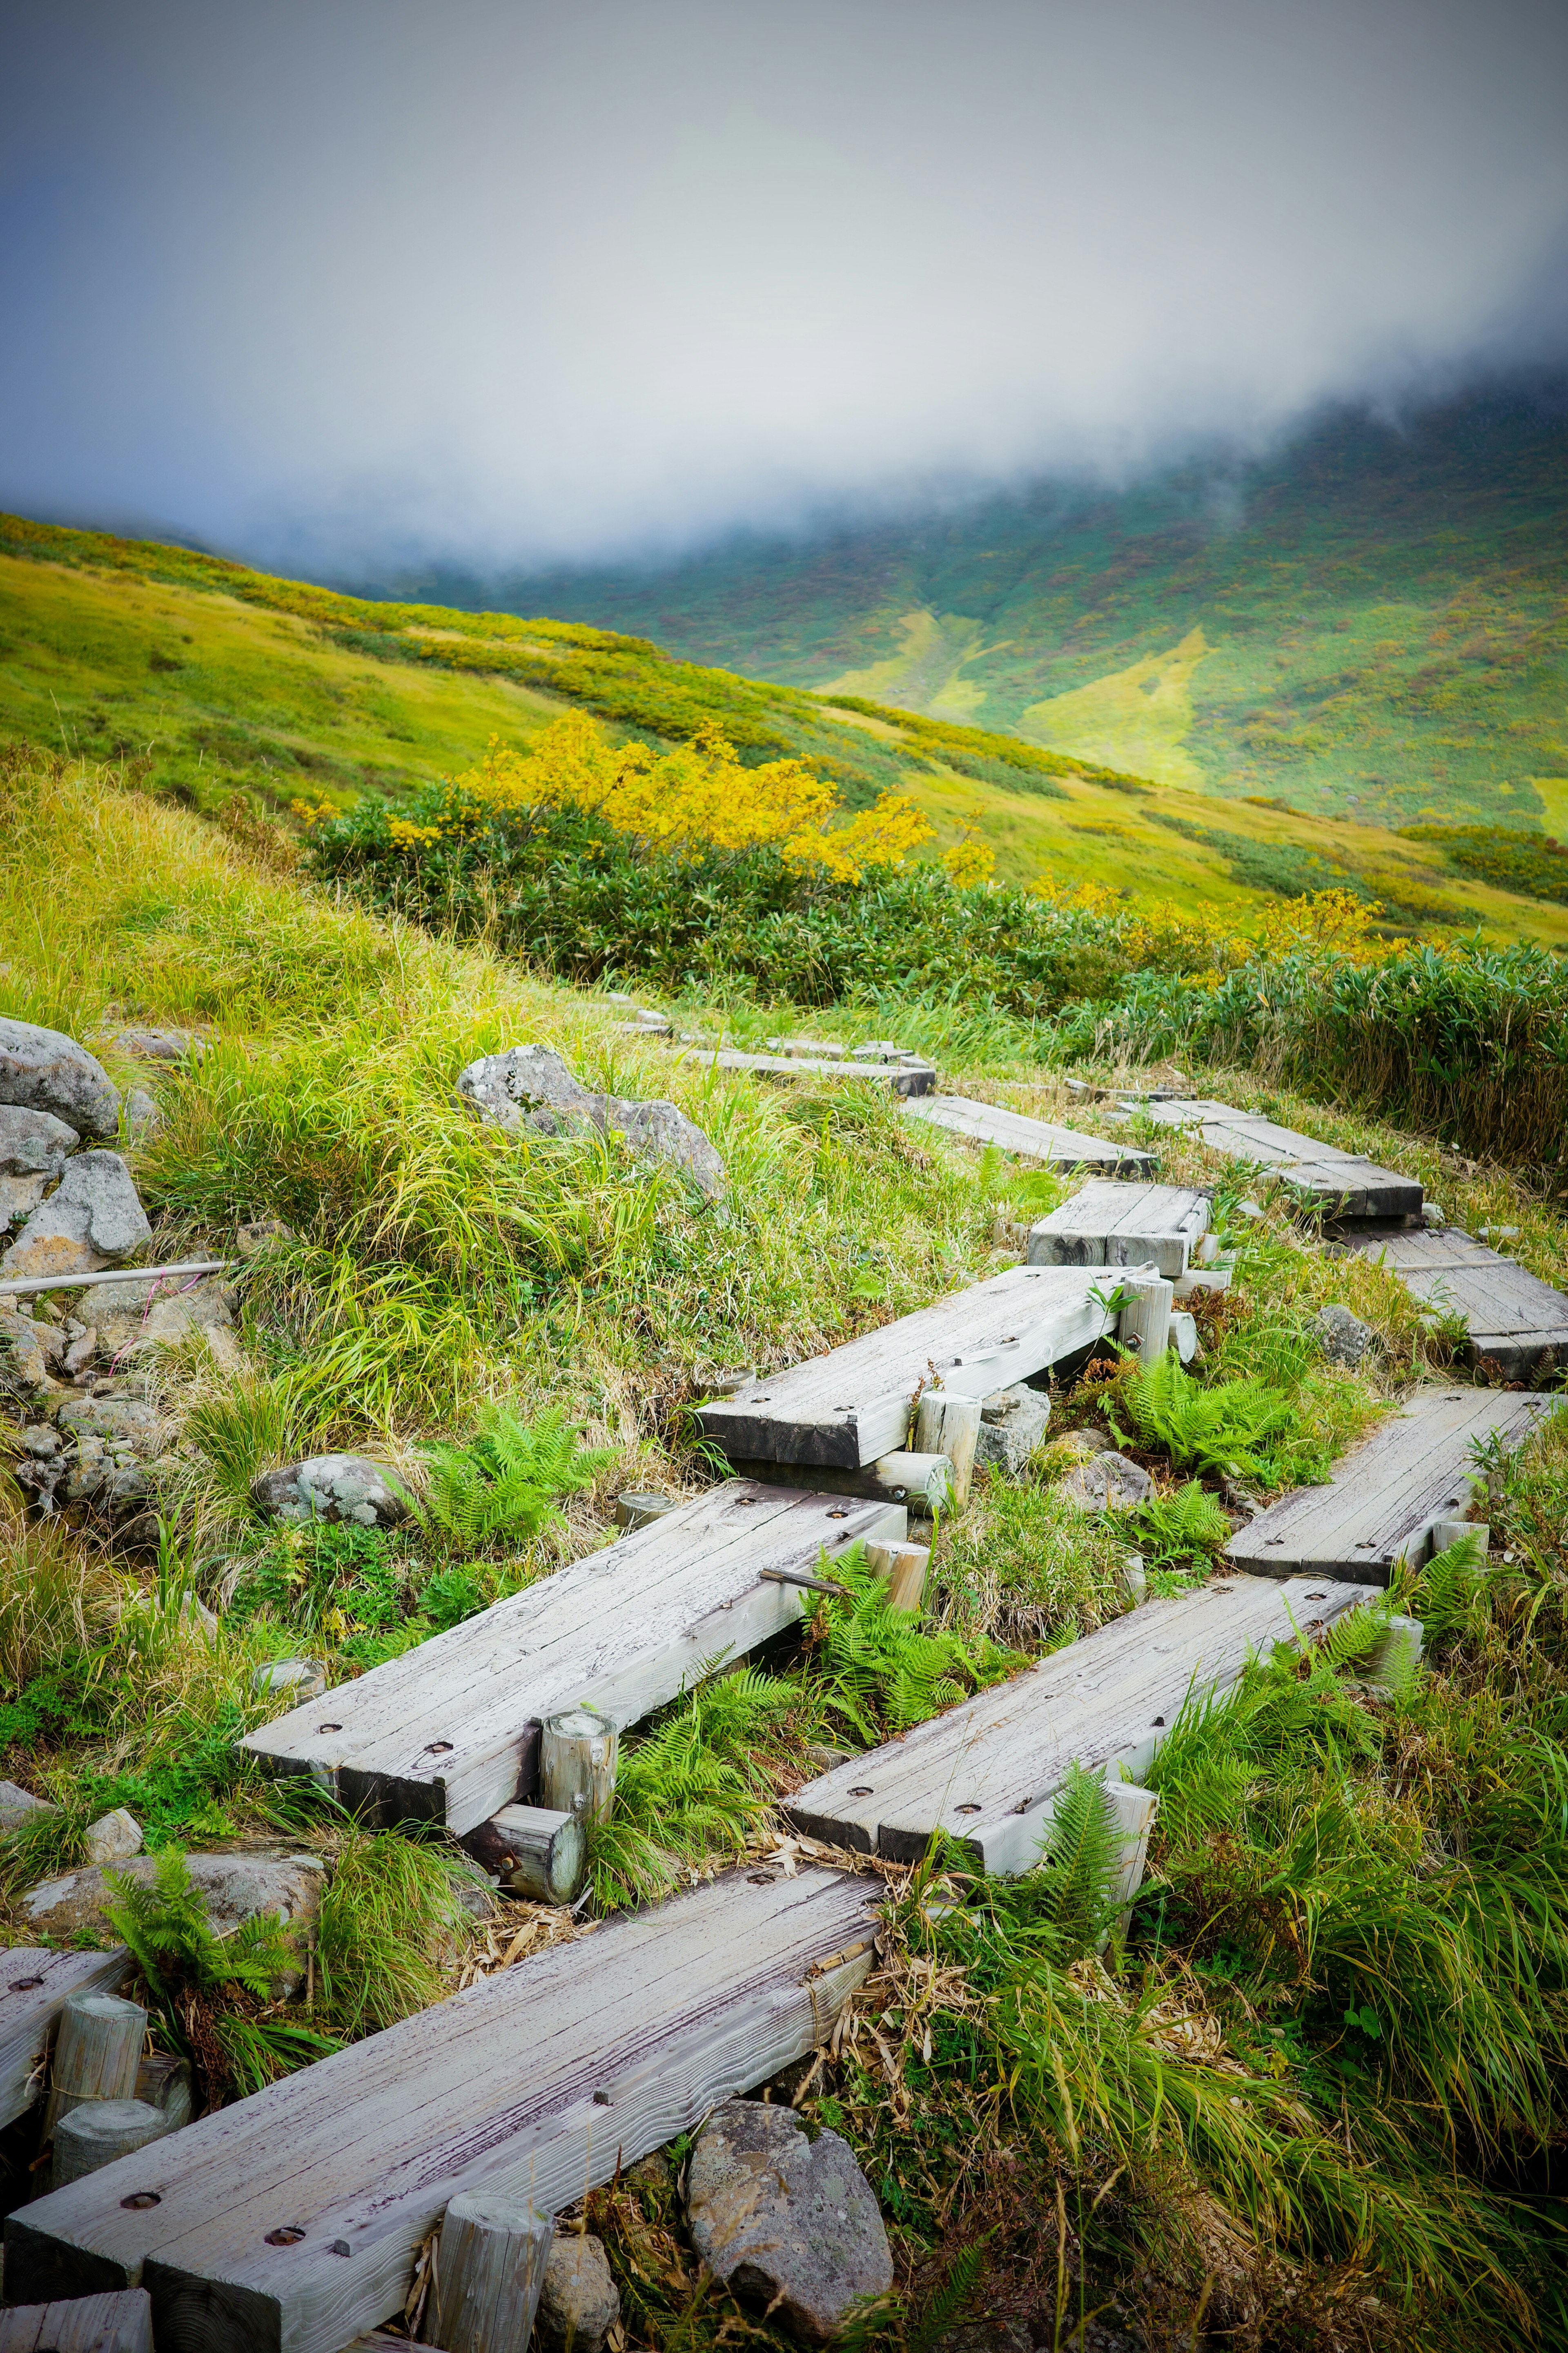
418, 1403, 610, 1556
1026, 1764, 1123, 1956
1109, 1356, 1302, 1482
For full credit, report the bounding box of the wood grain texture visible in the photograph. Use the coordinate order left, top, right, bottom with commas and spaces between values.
0, 1948, 131, 2130
46, 1995, 147, 2135
242, 1483, 905, 1835
5, 1868, 880, 2353
1027, 1182, 1210, 1279
429, 2192, 551, 2353
1226, 1390, 1552, 1582
0, 2289, 153, 2352
696, 1265, 1114, 1471
689, 1048, 936, 1096
784, 1574, 1377, 1872
1125, 1099, 1423, 1217
1340, 1227, 1568, 1383
903, 1095, 1154, 1173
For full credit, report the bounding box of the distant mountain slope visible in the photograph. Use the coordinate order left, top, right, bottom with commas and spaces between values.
2, 507, 1565, 950
474, 386, 1568, 832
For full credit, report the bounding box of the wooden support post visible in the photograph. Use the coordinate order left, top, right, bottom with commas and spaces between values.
912, 1394, 981, 1505
1365, 1615, 1424, 1688
430, 2189, 553, 2353
45, 1992, 146, 2135
871, 1451, 953, 1517
540, 1708, 618, 1828
51, 2098, 173, 2188
463, 1805, 587, 1905
864, 1541, 930, 1613
134, 2049, 193, 2130
1115, 1268, 1173, 1364
1431, 1518, 1489, 1555
1103, 1782, 1159, 1911
0, 2289, 153, 2352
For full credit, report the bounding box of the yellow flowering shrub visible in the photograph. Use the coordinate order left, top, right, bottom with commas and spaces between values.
940, 815, 997, 889
1257, 889, 1390, 964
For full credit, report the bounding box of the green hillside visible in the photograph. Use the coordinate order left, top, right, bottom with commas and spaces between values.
2, 505, 1566, 949
481, 388, 1568, 836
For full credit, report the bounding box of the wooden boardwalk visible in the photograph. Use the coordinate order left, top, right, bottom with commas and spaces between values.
6, 1869, 879, 2353
1027, 1180, 1211, 1279
1126, 1098, 1422, 1219
695, 1265, 1114, 1473
1227, 1389, 1551, 1581
786, 1574, 1376, 1871
904, 1094, 1154, 1174
0, 1949, 129, 2130
1339, 1225, 1568, 1385
688, 1046, 937, 1095
242, 1483, 904, 1836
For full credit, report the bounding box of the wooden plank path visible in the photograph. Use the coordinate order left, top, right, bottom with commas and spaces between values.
242, 1483, 904, 1836
1027, 1180, 1211, 1279
904, 1093, 1155, 1174
1124, 1097, 1422, 1219
1227, 1388, 1552, 1581
686, 1045, 937, 1095
0, 1948, 130, 2129
695, 1265, 1116, 1473
786, 1573, 1377, 1870
6, 1869, 881, 2353
1339, 1225, 1568, 1385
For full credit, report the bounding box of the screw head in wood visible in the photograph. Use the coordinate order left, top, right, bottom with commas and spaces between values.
849, 1785, 873, 1797
955, 1803, 981, 1815
592, 2089, 611, 2105
826, 1508, 851, 1519
9, 1975, 43, 1990
318, 1722, 342, 1732
425, 1741, 454, 1754
1151, 1716, 1165, 1727
265, 2226, 306, 2245
122, 2192, 160, 2208
748, 1873, 776, 1885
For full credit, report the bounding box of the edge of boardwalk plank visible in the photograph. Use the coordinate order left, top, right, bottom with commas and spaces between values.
784, 1574, 1377, 1869
904, 1095, 1155, 1174
0, 1947, 131, 2130
6, 1869, 880, 2353
1339, 1229, 1568, 1385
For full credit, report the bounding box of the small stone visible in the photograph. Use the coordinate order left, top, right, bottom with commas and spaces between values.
686, 2099, 891, 2344
20, 1424, 60, 1458
1, 1150, 151, 1279
1058, 1452, 1154, 1512
1315, 1302, 1375, 1369
538, 2233, 622, 2353
125, 1086, 162, 1144
111, 1509, 164, 1554
0, 1781, 59, 1831
63, 1324, 99, 1375
250, 1452, 414, 1528
83, 1808, 144, 1865
107, 1026, 205, 1064
91, 1272, 238, 1369
0, 1018, 120, 1137
234, 1216, 294, 1259
456, 1045, 726, 1198
973, 1383, 1051, 1476
252, 1658, 327, 1702
0, 1103, 79, 1179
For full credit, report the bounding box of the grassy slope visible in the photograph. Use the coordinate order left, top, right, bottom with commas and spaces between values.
492, 388, 1568, 832
2, 511, 1564, 947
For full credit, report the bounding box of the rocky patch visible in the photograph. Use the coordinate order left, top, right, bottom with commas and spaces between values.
2, 1149, 151, 1279
22, 1850, 326, 1995
457, 1043, 726, 1200
974, 1383, 1051, 1477
0, 1017, 121, 1137
1058, 1451, 1154, 1512
685, 2098, 891, 2343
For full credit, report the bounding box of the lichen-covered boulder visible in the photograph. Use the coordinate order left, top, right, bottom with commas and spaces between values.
1058, 1451, 1154, 1512
1316, 1302, 1376, 1369
0, 1018, 120, 1137
457, 1045, 726, 1199
251, 1452, 414, 1528
615, 1097, 726, 1200
1, 1150, 151, 1279
686, 2099, 891, 2343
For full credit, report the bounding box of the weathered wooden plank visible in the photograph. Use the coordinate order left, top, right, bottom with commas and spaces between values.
0, 1948, 131, 2129
785, 1574, 1376, 1871
0, 2289, 152, 2352
1125, 1099, 1423, 1218
695, 1264, 1115, 1471
1027, 1181, 1210, 1279
1227, 1389, 1551, 1581
688, 1047, 937, 1096
1340, 1226, 1568, 1385
904, 1094, 1154, 1173
6, 1869, 880, 2353
243, 1484, 905, 1836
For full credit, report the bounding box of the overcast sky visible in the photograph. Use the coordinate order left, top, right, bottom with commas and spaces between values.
3, 0, 1566, 573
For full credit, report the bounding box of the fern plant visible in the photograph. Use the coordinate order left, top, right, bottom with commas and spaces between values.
1411, 1529, 1492, 1646
103, 1849, 336, 2106
1124, 1479, 1233, 1568
1022, 1764, 1127, 1958
1108, 1355, 1304, 1484
417, 1403, 610, 1556
804, 1546, 1019, 1742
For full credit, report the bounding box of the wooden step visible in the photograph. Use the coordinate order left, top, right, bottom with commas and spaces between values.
5, 1869, 880, 2353
0, 2290, 151, 2351
1125, 1098, 1422, 1219
241, 1483, 904, 1836
786, 1573, 1375, 1870
688, 1046, 937, 1095
1027, 1180, 1211, 1279
904, 1094, 1154, 1174
695, 1265, 1116, 1473
1338, 1225, 1568, 1386
0, 1948, 131, 2129
1226, 1389, 1552, 1581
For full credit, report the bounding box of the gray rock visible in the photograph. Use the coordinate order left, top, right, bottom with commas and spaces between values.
1316, 1302, 1375, 1369
0, 1018, 120, 1138
0, 1172, 48, 1229
0, 1310, 58, 1397
686, 2099, 892, 2344
973, 1383, 1051, 1476
251, 1452, 414, 1528
56, 1394, 165, 1450
0, 1780, 58, 1831
457, 1045, 726, 1200
1, 1150, 151, 1279
22, 1850, 326, 1993
1058, 1452, 1154, 1512
253, 1658, 327, 1702
125, 1086, 162, 1144
538, 2233, 622, 2353
20, 1424, 61, 1457
108, 1026, 204, 1064
0, 1103, 79, 1178
92, 1272, 238, 1370
82, 1808, 143, 1865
